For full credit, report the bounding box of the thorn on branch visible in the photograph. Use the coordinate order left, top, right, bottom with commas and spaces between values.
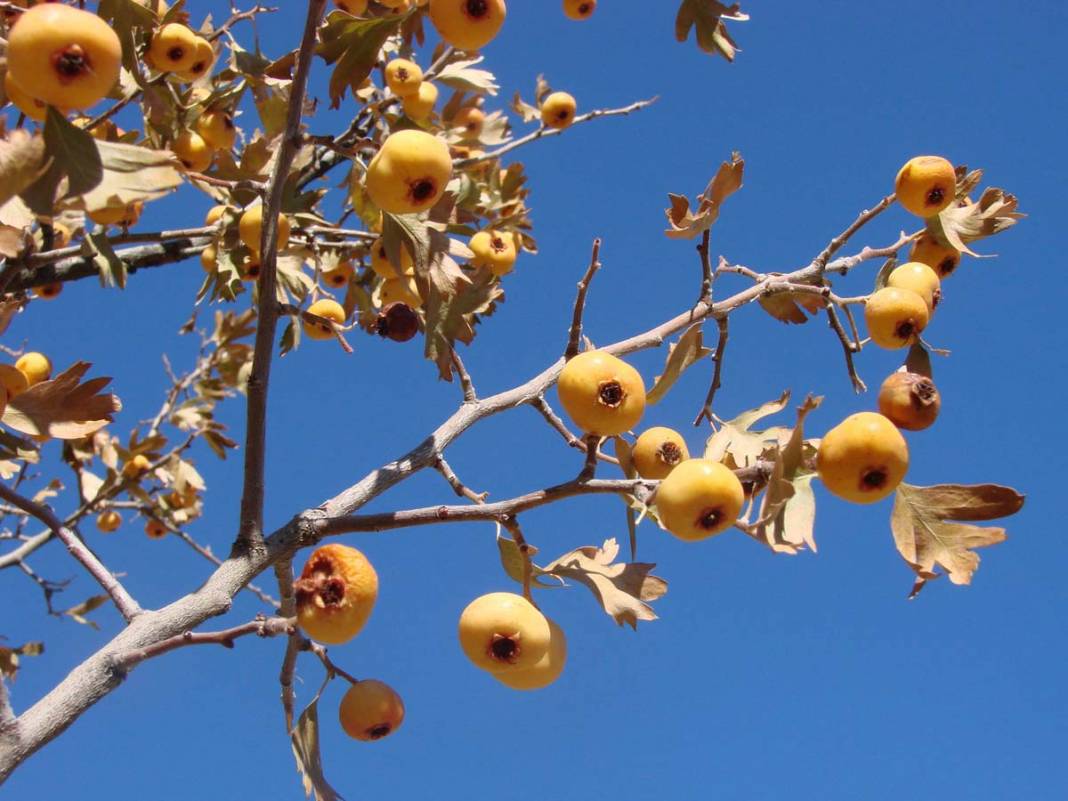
565, 239, 603, 361
693, 316, 729, 426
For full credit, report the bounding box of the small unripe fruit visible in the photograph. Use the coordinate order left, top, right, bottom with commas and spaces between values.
458, 591, 551, 673
562, 0, 596, 20
401, 81, 439, 121
540, 91, 576, 129
469, 230, 517, 275
172, 130, 214, 172
453, 107, 485, 140
122, 453, 151, 479
96, 510, 122, 533
295, 544, 379, 645
364, 130, 452, 214
384, 58, 423, 97
322, 260, 355, 289
0, 364, 30, 399
655, 458, 744, 541
878, 372, 941, 431
200, 244, 217, 272
817, 412, 909, 504
370, 238, 414, 279
195, 111, 237, 151
6, 4, 122, 109
632, 426, 689, 480
15, 351, 51, 386
429, 0, 507, 51
304, 299, 346, 340
557, 350, 646, 436
895, 156, 956, 218
338, 680, 405, 742
176, 36, 215, 82
376, 302, 420, 342
148, 23, 199, 73
494, 617, 567, 690
886, 261, 941, 313
239, 205, 291, 254
380, 276, 422, 309
864, 287, 929, 350
909, 234, 961, 278
144, 519, 168, 539
205, 205, 227, 226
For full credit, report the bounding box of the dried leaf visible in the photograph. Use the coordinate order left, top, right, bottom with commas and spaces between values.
929, 187, 1025, 256
665, 153, 744, 239
758, 290, 824, 325
647, 324, 713, 404
2, 362, 122, 439
61, 594, 110, 629
436, 57, 499, 96
0, 641, 44, 680
79, 139, 183, 209
496, 529, 564, 588
317, 13, 404, 109
704, 390, 790, 467
290, 677, 346, 801
891, 482, 1024, 598
675, 1, 749, 61
0, 129, 49, 209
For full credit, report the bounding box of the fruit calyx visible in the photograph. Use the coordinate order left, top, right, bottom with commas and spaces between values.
465, 0, 490, 19
860, 467, 889, 491
53, 46, 91, 82
657, 441, 683, 466
696, 507, 725, 531
598, 379, 625, 408
294, 557, 347, 611
488, 632, 522, 664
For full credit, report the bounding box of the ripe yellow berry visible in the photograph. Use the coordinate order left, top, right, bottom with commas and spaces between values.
909, 234, 961, 279
4, 72, 52, 122
817, 412, 909, 504
632, 426, 690, 480
895, 156, 956, 218
238, 205, 291, 254
429, 0, 507, 51
88, 202, 143, 228
878, 372, 941, 432
144, 518, 168, 539
364, 129, 452, 214
864, 287, 929, 350
655, 458, 744, 541
33, 282, 63, 300
195, 111, 236, 151
334, 0, 369, 13
338, 680, 405, 742
50, 223, 73, 248
557, 350, 646, 437
122, 453, 152, 479
205, 205, 227, 226
304, 299, 346, 341
453, 107, 485, 139
369, 238, 415, 279
384, 59, 424, 97
172, 129, 214, 173
469, 230, 517, 276
379, 275, 423, 309
295, 544, 379, 645
96, 510, 122, 533
323, 260, 355, 289
458, 591, 550, 673
886, 262, 941, 313
6, 4, 121, 110
15, 351, 51, 386
493, 617, 567, 691
540, 91, 576, 129
0, 364, 30, 399
563, 0, 596, 20
176, 36, 215, 82
200, 244, 217, 272
401, 81, 439, 122
148, 23, 199, 73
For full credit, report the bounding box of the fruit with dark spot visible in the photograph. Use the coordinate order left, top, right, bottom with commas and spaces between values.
632, 426, 689, 480
563, 0, 596, 20
878, 371, 941, 431
895, 156, 956, 218
655, 458, 744, 541
303, 299, 347, 341
493, 617, 567, 690
909, 234, 961, 278
339, 680, 405, 742
148, 23, 199, 73
364, 129, 452, 214
458, 591, 550, 673
864, 287, 929, 350
295, 544, 379, 644
429, 0, 507, 51
376, 302, 420, 342
817, 412, 909, 504
469, 229, 517, 275
557, 350, 646, 436
540, 91, 576, 129
173, 130, 214, 173
384, 58, 424, 97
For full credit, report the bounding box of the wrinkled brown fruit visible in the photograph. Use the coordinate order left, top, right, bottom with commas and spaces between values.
878, 372, 941, 431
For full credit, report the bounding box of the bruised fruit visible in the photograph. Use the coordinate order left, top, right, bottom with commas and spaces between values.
895, 156, 956, 218
364, 129, 452, 214
655, 458, 744, 541
33, 282, 63, 300
176, 36, 215, 82
295, 544, 379, 645
887, 262, 941, 313
817, 412, 909, 504
910, 234, 961, 278
144, 519, 167, 539
339, 680, 405, 741
864, 287, 928, 350
429, 0, 507, 51
540, 91, 576, 129
453, 107, 485, 139
15, 351, 51, 386
878, 371, 941, 431
303, 299, 346, 341
458, 591, 550, 673
557, 350, 645, 436
632, 426, 689, 480
494, 617, 567, 691
376, 302, 420, 342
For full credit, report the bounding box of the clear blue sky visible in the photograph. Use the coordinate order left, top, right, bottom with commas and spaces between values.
3, 2, 1065, 799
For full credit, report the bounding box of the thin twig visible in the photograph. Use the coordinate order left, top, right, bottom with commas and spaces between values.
693, 316, 729, 426
813, 193, 896, 272
450, 347, 476, 402
174, 530, 280, 608
825, 306, 866, 393
433, 456, 488, 503
565, 239, 603, 360
697, 229, 714, 301
304, 640, 360, 686
499, 516, 534, 603
209, 4, 276, 41
117, 615, 295, 668
577, 435, 600, 481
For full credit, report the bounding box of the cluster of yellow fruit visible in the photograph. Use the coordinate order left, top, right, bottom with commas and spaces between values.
293, 544, 406, 741
335, 0, 596, 30
0, 351, 51, 417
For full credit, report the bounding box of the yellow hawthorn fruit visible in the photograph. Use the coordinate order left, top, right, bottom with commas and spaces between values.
15, 351, 51, 386
364, 129, 452, 214
4, 72, 51, 122
295, 544, 379, 645
205, 205, 227, 226
239, 205, 291, 254
655, 458, 744, 541
88, 201, 143, 228
557, 350, 646, 436
176, 36, 215, 82
172, 129, 214, 173
541, 91, 576, 129
380, 275, 422, 309
334, 0, 369, 13
469, 230, 517, 276
895, 156, 956, 218
887, 261, 941, 313
148, 23, 199, 73
563, 0, 596, 20
370, 238, 414, 279
6, 4, 121, 109
33, 282, 63, 300
0, 364, 29, 399
144, 519, 168, 539
74, 116, 118, 140
51, 222, 72, 248
458, 592, 550, 673
632, 426, 690, 480
304, 299, 346, 340
378, 0, 412, 7
199, 244, 217, 272
122, 453, 152, 479
864, 287, 929, 350
96, 510, 122, 533
453, 106, 485, 140
817, 412, 909, 504
878, 371, 941, 432
339, 680, 405, 742
429, 0, 507, 51
195, 111, 236, 151
384, 58, 424, 98
494, 617, 567, 691
402, 81, 439, 122
910, 233, 961, 279
323, 260, 355, 289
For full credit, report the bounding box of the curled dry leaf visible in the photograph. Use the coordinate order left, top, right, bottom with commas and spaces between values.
496, 530, 564, 589
2, 362, 122, 440
290, 676, 345, 801
890, 482, 1025, 599
0, 641, 44, 680
665, 152, 744, 239
704, 390, 792, 469
758, 289, 825, 325
0, 129, 49, 209
647, 323, 714, 405
675, 0, 749, 61
317, 13, 404, 109
930, 186, 1026, 256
